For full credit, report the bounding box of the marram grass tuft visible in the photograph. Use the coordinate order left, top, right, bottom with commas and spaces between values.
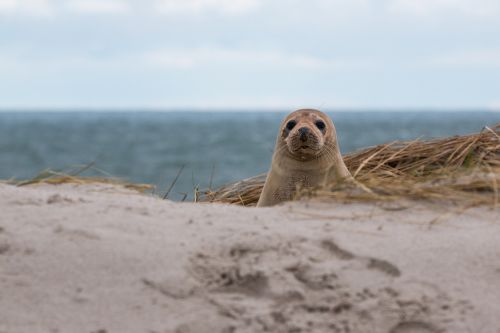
201, 124, 500, 207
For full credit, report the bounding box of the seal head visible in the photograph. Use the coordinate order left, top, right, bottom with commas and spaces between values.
279, 109, 336, 161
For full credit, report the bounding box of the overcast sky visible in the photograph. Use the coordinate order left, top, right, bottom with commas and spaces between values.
1, 0, 499, 110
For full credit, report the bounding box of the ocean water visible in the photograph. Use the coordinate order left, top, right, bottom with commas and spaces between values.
0, 111, 498, 200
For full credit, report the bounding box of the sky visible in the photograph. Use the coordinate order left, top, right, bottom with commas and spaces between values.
0, 0, 499, 110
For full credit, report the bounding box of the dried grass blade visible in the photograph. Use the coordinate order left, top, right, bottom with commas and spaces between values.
353, 142, 394, 178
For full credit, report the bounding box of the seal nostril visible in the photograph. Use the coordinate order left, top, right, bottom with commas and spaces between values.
298, 127, 309, 142
298, 127, 309, 135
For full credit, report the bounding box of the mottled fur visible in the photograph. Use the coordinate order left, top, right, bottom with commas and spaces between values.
257, 109, 352, 207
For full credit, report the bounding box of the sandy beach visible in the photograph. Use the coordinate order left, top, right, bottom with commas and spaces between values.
1, 182, 499, 333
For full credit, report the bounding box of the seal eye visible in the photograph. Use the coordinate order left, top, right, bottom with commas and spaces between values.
315, 120, 326, 131
285, 120, 297, 130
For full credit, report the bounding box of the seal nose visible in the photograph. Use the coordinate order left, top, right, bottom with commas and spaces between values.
298, 127, 309, 142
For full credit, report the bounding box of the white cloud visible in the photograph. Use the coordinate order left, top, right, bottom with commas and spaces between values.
65, 0, 130, 14
1, 0, 499, 20
0, 0, 15, 10
142, 47, 359, 70
154, 0, 260, 15
0, 0, 53, 16
430, 49, 500, 68
0, 47, 362, 75
387, 0, 500, 18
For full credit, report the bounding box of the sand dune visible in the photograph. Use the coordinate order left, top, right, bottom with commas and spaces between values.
1, 183, 499, 333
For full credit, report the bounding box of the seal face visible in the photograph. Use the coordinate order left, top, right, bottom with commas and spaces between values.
281, 110, 329, 161
257, 109, 352, 207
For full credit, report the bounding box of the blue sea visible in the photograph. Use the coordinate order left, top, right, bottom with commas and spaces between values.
0, 111, 498, 200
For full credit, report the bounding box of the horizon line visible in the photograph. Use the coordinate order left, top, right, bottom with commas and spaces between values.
0, 107, 499, 113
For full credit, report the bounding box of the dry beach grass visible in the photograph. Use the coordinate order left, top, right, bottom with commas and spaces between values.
11, 163, 154, 193
202, 124, 500, 207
